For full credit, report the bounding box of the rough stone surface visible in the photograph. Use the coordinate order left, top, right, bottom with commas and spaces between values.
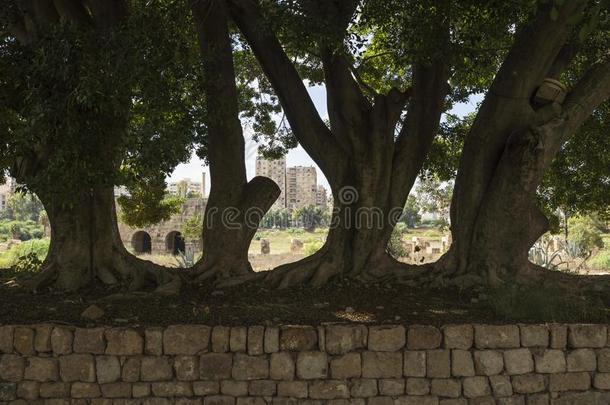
404, 351, 426, 377
50, 328, 73, 355
105, 329, 143, 356
24, 357, 58, 382
140, 357, 173, 382
431, 378, 461, 398
549, 372, 591, 392
451, 350, 475, 377
247, 326, 265, 356
0, 326, 13, 354
378, 379, 405, 396
511, 374, 545, 394
362, 351, 402, 378
443, 325, 474, 350
212, 326, 230, 353
520, 325, 549, 348
200, 353, 233, 380
503, 349, 534, 375
405, 377, 430, 395
73, 328, 105, 354
566, 348, 596, 372
475, 325, 520, 349
0, 355, 25, 382
325, 325, 367, 354
232, 353, 269, 380
174, 355, 199, 381
13, 328, 34, 356
280, 326, 318, 352
330, 352, 361, 379
368, 326, 405, 351
95, 356, 121, 384
164, 325, 210, 355
534, 349, 566, 373
463, 377, 491, 398
296, 351, 327, 380
427, 350, 451, 378
489, 375, 513, 397
568, 325, 607, 348
407, 326, 442, 350
270, 352, 295, 380
145, 328, 164, 356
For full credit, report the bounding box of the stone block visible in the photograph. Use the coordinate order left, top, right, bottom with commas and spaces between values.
100, 382, 131, 398
144, 328, 163, 355
0, 326, 13, 353
526, 393, 549, 405
330, 352, 361, 379
122, 357, 141, 382
407, 326, 442, 350
552, 392, 605, 405
24, 357, 58, 382
264, 327, 279, 353
13, 328, 34, 355
73, 328, 105, 354
71, 382, 101, 398
439, 400, 467, 405
496, 397, 525, 405
378, 378, 405, 396
594, 373, 610, 390
324, 325, 366, 354
0, 355, 25, 382
511, 374, 545, 394
443, 325, 473, 350
248, 380, 276, 396
368, 325, 405, 351
133, 382, 152, 397
427, 350, 450, 378
140, 356, 173, 381
105, 329, 143, 355
473, 350, 504, 376
308, 380, 349, 399
404, 350, 426, 377
362, 351, 402, 378
296, 351, 327, 379
193, 381, 219, 396
270, 352, 295, 380
232, 353, 269, 380
568, 324, 607, 348
0, 383, 16, 401
203, 396, 236, 405
277, 380, 308, 398
200, 353, 232, 380
236, 398, 266, 405
550, 324, 567, 349
228, 327, 246, 353
599, 348, 610, 372
489, 375, 512, 397
548, 372, 591, 391
96, 355, 121, 384
59, 354, 95, 382
174, 356, 199, 381
474, 325, 520, 349
566, 348, 596, 371
38, 381, 69, 398
405, 378, 430, 395
211, 326, 230, 353
248, 326, 265, 355
152, 381, 194, 397
395, 396, 439, 405
34, 325, 52, 352
503, 349, 534, 375
368, 398, 396, 405
462, 376, 491, 398
451, 350, 475, 377
50, 328, 73, 355
221, 380, 248, 396
520, 325, 549, 347
164, 325, 210, 355
430, 378, 461, 398
534, 349, 566, 373
16, 380, 39, 400
347, 378, 375, 397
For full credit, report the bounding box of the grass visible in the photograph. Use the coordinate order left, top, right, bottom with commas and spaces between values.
0, 238, 49, 269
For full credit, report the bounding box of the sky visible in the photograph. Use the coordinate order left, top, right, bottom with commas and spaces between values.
168, 85, 481, 196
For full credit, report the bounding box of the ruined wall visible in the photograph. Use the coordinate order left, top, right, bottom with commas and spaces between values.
0, 323, 609, 404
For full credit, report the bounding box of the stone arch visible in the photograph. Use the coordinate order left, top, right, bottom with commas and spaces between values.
166, 231, 185, 255
131, 231, 152, 255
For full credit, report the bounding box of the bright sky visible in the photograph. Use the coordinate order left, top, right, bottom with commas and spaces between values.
168, 85, 481, 196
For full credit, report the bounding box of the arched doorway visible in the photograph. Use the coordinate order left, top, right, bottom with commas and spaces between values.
166, 231, 185, 255
131, 231, 152, 255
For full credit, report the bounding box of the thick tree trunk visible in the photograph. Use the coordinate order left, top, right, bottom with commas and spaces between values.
27, 185, 176, 292
190, 0, 280, 283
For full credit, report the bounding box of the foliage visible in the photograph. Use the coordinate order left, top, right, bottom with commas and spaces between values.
292, 205, 325, 232
567, 216, 605, 258
590, 251, 610, 270
261, 208, 294, 229
303, 240, 323, 256
0, 192, 45, 222
387, 225, 408, 259
400, 196, 421, 228
182, 215, 203, 242
415, 178, 453, 230
0, 220, 44, 241
488, 284, 607, 323
118, 179, 184, 228
0, 238, 49, 269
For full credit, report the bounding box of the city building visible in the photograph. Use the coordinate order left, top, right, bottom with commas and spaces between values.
316, 185, 328, 209
255, 157, 286, 209
167, 174, 205, 198
0, 177, 16, 212
286, 166, 317, 209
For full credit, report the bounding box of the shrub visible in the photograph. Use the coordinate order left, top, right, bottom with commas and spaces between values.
590, 251, 610, 270
303, 240, 323, 256
387, 227, 408, 258
568, 215, 604, 257
0, 238, 49, 269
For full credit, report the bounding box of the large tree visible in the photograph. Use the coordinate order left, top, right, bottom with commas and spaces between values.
0, 0, 202, 291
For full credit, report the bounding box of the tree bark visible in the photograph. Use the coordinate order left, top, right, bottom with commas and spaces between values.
28, 184, 176, 292
190, 0, 280, 282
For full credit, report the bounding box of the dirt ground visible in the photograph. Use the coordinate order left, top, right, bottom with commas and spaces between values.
0, 270, 608, 328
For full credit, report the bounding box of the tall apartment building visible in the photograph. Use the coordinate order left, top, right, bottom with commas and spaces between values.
255, 157, 286, 209
168, 174, 205, 198
286, 166, 317, 209
316, 185, 328, 209
0, 177, 16, 212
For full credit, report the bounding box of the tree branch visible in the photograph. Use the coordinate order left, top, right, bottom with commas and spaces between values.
53, 0, 93, 26
227, 0, 346, 185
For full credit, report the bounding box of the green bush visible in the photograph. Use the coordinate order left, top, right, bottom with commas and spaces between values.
590, 251, 610, 270
303, 240, 323, 256
568, 216, 604, 257
0, 238, 50, 269
488, 284, 607, 323
387, 227, 407, 258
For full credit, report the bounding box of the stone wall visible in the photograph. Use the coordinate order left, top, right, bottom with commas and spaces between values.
0, 323, 609, 404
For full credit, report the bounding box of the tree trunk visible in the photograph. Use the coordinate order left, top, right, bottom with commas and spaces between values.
28, 185, 176, 292
190, 0, 280, 283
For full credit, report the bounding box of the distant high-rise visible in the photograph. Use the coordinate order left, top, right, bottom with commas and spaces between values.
0, 177, 16, 211
286, 166, 317, 209
316, 185, 328, 209
255, 156, 286, 209
168, 177, 204, 198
